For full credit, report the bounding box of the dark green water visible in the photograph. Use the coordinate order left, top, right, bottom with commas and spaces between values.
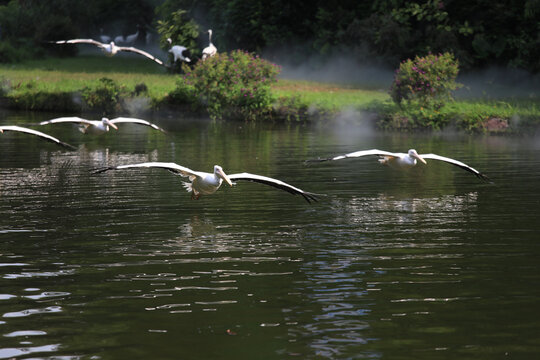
1, 112, 539, 359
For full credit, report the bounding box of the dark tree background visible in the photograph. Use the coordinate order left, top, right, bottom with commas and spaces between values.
1, 0, 538, 72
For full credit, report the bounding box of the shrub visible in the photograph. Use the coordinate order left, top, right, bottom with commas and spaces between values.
8, 91, 80, 112
81, 77, 123, 113
182, 50, 280, 120
390, 52, 461, 108
0, 41, 40, 63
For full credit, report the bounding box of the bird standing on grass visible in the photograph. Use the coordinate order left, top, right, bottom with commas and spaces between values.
167, 38, 191, 63
202, 29, 217, 60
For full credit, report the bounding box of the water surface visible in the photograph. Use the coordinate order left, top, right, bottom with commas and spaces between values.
1, 113, 539, 359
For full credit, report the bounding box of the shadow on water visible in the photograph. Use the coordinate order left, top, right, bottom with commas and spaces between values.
1, 112, 540, 359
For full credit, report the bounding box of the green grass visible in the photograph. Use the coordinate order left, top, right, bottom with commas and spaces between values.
0, 55, 176, 102
273, 79, 389, 110
1, 55, 538, 131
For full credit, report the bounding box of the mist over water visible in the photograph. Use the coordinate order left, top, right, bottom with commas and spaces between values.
267, 46, 539, 100
456, 67, 540, 99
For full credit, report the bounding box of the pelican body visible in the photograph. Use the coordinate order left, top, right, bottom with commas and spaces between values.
93, 162, 320, 203
202, 29, 217, 60
0, 125, 75, 149
39, 117, 165, 135
308, 149, 491, 181
167, 38, 191, 63
53, 39, 164, 66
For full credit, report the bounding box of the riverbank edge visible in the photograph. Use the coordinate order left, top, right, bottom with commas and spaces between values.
0, 89, 534, 134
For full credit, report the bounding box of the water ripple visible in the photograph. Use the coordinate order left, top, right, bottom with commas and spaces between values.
0, 344, 60, 359
3, 306, 62, 318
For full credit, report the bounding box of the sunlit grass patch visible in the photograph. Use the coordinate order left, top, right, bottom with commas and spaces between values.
0, 55, 176, 102
273, 79, 389, 111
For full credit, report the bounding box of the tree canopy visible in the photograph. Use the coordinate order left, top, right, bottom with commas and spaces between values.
0, 0, 538, 72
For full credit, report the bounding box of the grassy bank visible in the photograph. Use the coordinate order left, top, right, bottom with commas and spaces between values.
1, 55, 538, 131
0, 55, 176, 105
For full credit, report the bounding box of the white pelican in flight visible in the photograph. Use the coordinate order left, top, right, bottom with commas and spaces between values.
53, 39, 164, 66
308, 149, 491, 181
202, 29, 217, 60
39, 117, 165, 135
0, 125, 75, 149
93, 162, 320, 203
167, 38, 191, 63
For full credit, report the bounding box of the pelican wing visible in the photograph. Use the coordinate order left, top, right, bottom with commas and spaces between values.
117, 46, 164, 65
0, 125, 76, 149
228, 173, 320, 203
54, 39, 105, 47
307, 149, 401, 162
39, 117, 96, 126
92, 162, 202, 181
419, 154, 491, 182
109, 117, 165, 132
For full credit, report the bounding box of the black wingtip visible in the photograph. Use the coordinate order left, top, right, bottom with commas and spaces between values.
304, 157, 331, 165
90, 167, 114, 175
478, 172, 493, 183
302, 192, 326, 204
60, 142, 77, 150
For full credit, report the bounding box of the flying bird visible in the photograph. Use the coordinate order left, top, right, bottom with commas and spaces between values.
39, 117, 165, 135
53, 39, 164, 65
202, 29, 217, 60
307, 149, 490, 181
0, 125, 76, 149
92, 162, 320, 203
167, 38, 191, 63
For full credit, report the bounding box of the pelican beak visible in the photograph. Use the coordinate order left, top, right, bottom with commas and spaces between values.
217, 167, 233, 186
0, 128, 3, 133
106, 120, 118, 130
414, 153, 427, 164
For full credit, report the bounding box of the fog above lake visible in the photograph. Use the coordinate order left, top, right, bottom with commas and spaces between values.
269, 47, 539, 99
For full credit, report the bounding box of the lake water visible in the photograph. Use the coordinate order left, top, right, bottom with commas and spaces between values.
1, 112, 539, 359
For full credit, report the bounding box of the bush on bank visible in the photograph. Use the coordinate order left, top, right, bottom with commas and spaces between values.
178, 50, 281, 120
380, 52, 470, 130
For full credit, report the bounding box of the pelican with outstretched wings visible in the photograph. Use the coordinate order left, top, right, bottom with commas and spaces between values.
39, 117, 165, 135
0, 125, 76, 149
53, 39, 164, 66
307, 149, 491, 182
92, 162, 320, 203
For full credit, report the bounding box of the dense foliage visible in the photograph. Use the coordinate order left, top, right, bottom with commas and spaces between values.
386, 53, 461, 130
0, 0, 538, 72
81, 77, 124, 113
176, 50, 280, 120
390, 52, 460, 107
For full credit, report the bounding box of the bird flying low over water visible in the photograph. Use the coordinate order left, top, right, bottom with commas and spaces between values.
0, 125, 76, 149
92, 162, 320, 203
307, 149, 491, 182
53, 39, 164, 66
39, 117, 165, 135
